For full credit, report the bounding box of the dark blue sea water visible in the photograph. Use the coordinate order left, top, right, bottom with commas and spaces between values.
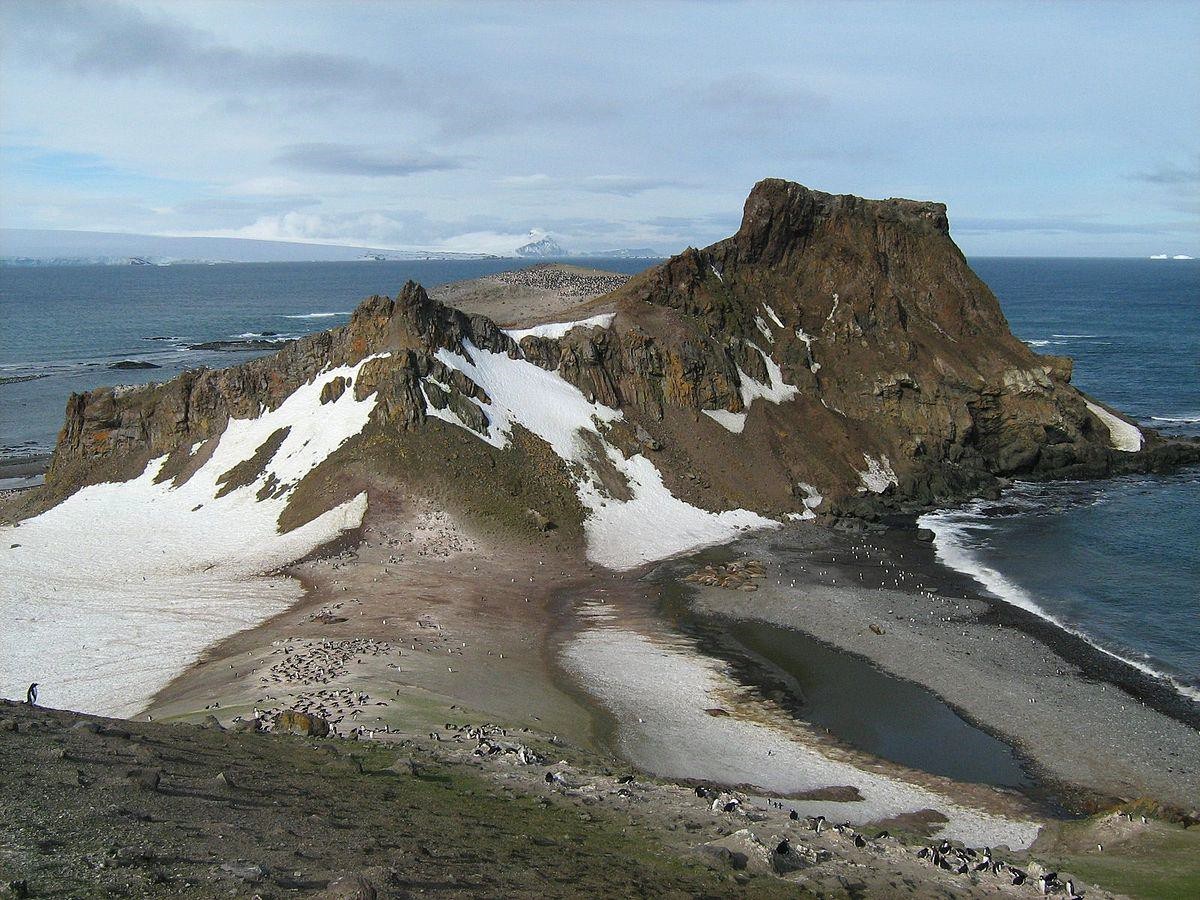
925, 258, 1199, 700
2, 257, 1197, 698
0, 258, 654, 461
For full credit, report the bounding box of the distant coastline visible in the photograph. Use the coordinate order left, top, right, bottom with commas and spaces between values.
0, 227, 664, 267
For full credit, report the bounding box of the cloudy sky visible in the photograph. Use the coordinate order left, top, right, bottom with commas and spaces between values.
1, 0, 1197, 256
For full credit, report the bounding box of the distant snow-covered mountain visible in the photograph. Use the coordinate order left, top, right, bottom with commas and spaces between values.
515, 234, 567, 258
0, 229, 498, 265
580, 248, 660, 259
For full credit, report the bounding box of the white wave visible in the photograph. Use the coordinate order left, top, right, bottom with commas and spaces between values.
280, 311, 350, 319
1050, 334, 1099, 339
918, 506, 1200, 703
1150, 415, 1200, 425
1023, 339, 1064, 347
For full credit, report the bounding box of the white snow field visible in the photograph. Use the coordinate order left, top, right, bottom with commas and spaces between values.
423, 338, 778, 569
1085, 399, 1143, 452
0, 355, 387, 716
563, 625, 1041, 849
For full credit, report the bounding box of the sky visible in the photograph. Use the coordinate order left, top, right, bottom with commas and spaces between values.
1, 0, 1197, 257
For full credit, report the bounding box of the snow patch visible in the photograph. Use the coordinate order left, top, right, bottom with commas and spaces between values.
738, 343, 799, 407
563, 626, 1041, 848
1085, 400, 1143, 452
754, 316, 775, 343
788, 481, 823, 520
429, 341, 777, 569
504, 313, 615, 342
794, 327, 821, 372
1, 354, 388, 717
762, 303, 785, 329
858, 454, 898, 493
702, 409, 747, 434
826, 292, 840, 322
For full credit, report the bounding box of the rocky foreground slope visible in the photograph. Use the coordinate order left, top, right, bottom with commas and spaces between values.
28, 179, 1199, 558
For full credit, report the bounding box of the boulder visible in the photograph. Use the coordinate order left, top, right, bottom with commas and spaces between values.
274, 710, 330, 738
320, 376, 348, 404
698, 829, 772, 874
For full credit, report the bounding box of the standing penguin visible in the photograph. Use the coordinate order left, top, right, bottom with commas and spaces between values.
26, 683, 38, 706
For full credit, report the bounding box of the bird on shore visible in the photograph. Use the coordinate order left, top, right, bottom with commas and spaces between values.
26, 683, 38, 706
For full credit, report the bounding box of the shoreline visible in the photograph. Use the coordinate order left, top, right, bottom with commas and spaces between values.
679, 522, 1200, 814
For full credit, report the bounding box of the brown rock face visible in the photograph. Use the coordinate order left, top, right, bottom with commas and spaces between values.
273, 710, 330, 738
40, 179, 1197, 527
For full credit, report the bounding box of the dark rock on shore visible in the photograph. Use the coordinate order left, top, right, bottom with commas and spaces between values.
108, 360, 161, 370
188, 338, 286, 351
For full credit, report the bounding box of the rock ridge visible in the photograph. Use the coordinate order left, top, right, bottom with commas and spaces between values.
36, 179, 1200, 527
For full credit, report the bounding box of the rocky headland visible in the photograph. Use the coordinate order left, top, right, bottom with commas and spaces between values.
3, 180, 1199, 899
25, 179, 1199, 530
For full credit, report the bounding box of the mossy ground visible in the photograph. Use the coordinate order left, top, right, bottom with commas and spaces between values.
1034, 815, 1200, 900
1, 701, 803, 898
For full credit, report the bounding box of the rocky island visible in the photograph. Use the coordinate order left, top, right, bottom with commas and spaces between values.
2, 180, 1198, 899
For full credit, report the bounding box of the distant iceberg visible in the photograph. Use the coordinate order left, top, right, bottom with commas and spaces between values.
1172, 254, 1193, 260
1149, 254, 1168, 259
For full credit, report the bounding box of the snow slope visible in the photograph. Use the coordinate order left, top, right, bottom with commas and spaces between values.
1085, 400, 1143, 452
0, 355, 387, 715
424, 340, 777, 569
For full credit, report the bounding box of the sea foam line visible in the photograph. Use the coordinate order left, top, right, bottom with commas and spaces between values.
918, 505, 1200, 703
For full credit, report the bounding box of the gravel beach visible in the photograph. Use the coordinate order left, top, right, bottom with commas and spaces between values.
680, 523, 1200, 813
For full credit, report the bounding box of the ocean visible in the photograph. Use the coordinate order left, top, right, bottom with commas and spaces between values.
0, 258, 653, 463
1, 256, 1197, 700
922, 258, 1200, 701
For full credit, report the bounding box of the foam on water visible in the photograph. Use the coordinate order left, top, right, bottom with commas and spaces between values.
919, 484, 1200, 704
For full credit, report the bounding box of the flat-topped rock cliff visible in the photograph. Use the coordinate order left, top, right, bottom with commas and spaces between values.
31, 180, 1199, 557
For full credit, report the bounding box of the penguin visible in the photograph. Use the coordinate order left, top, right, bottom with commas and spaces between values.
776, 838, 791, 855
26, 683, 38, 706
789, 809, 799, 821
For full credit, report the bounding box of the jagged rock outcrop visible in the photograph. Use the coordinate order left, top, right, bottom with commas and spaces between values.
42, 179, 1199, 527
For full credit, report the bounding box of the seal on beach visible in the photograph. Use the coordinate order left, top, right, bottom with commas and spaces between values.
26, 683, 38, 706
